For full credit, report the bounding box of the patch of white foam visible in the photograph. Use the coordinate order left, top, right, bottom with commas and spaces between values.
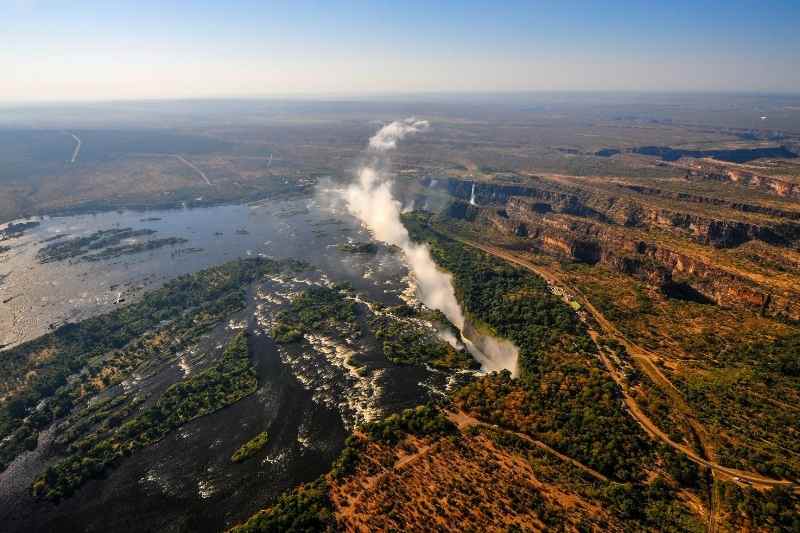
283, 333, 383, 429
197, 479, 215, 499
227, 319, 246, 330
177, 352, 192, 377
120, 373, 142, 392
139, 468, 175, 496
262, 451, 287, 466
296, 422, 312, 449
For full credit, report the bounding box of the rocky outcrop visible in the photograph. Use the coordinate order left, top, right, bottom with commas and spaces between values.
687, 167, 800, 200
443, 179, 609, 221
481, 200, 800, 319
449, 178, 800, 249
444, 179, 544, 204
639, 208, 800, 248
435, 177, 800, 319
505, 194, 800, 249
445, 201, 479, 221
618, 184, 800, 221
632, 242, 800, 318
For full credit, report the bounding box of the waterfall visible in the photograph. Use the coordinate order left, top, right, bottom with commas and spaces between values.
336, 119, 518, 375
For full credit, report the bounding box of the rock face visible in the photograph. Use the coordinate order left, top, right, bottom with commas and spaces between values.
443, 178, 800, 249
440, 177, 800, 320
618, 184, 800, 220
446, 179, 569, 206
445, 201, 479, 221
638, 208, 800, 248
687, 166, 800, 200
635, 243, 775, 311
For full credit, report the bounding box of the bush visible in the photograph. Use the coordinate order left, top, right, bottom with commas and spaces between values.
232, 432, 270, 463
229, 478, 335, 533
362, 405, 456, 444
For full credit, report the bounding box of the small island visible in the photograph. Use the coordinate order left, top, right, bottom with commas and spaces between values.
231, 432, 269, 463
336, 242, 378, 254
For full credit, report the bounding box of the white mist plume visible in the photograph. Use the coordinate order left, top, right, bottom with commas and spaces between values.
368, 118, 429, 151
344, 119, 462, 325
340, 119, 518, 375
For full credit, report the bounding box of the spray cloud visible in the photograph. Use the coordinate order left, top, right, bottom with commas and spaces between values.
341, 118, 518, 374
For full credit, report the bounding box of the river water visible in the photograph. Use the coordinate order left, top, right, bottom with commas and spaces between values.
0, 195, 518, 531
0, 197, 410, 349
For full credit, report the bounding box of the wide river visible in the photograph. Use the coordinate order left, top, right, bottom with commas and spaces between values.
0, 194, 524, 531
0, 196, 410, 349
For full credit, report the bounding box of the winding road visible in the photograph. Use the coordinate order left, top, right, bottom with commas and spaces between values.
454, 237, 798, 493
174, 154, 212, 186
448, 411, 610, 483
68, 133, 81, 163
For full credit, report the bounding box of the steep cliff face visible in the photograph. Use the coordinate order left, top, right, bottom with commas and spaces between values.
436, 176, 800, 318
618, 184, 800, 221
444, 179, 800, 249
636, 242, 800, 318
445, 179, 544, 204
444, 179, 606, 220
445, 200, 479, 221
640, 208, 800, 248
688, 167, 800, 200
477, 193, 800, 319
496, 200, 645, 270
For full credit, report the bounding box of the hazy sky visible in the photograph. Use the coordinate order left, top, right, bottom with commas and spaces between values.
3, 0, 799, 102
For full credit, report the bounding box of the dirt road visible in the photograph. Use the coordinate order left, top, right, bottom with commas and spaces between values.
174, 154, 212, 186
69, 133, 81, 163
455, 237, 797, 492
448, 411, 609, 483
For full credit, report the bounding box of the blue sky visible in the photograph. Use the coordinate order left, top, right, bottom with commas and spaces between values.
3, 0, 799, 101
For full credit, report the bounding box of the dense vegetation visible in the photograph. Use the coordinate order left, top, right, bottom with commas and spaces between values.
31, 332, 257, 500
228, 478, 335, 533
0, 257, 305, 472
404, 213, 653, 481
361, 404, 457, 444
335, 241, 377, 254
455, 371, 651, 481
404, 213, 595, 374
0, 220, 40, 239
328, 435, 365, 480
597, 477, 705, 532
482, 427, 703, 531
272, 283, 478, 370
271, 285, 358, 343
572, 256, 800, 485
231, 431, 270, 463
236, 400, 705, 533
370, 312, 478, 370
83, 236, 187, 262
36, 226, 189, 263
719, 482, 800, 531
678, 331, 800, 480
37, 227, 156, 262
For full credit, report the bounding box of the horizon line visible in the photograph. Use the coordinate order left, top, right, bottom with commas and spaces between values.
3, 89, 800, 108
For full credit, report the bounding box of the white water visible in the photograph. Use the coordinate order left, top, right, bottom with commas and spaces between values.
469, 183, 477, 206
339, 119, 518, 375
